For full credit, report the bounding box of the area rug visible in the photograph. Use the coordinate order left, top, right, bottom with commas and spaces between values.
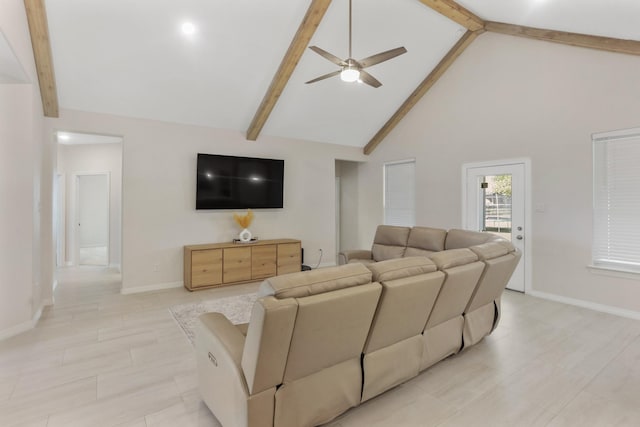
169, 292, 258, 345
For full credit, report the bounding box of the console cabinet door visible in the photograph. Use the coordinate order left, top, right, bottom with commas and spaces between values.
252, 245, 277, 279
223, 247, 252, 283
277, 242, 301, 275
191, 249, 223, 288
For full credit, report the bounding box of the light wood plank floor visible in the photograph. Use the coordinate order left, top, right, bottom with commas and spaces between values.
1, 268, 639, 426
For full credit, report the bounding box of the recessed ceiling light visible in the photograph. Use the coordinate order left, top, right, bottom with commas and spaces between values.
181, 22, 196, 36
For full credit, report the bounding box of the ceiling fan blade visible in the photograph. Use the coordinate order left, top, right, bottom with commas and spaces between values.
305, 70, 342, 84
358, 70, 382, 88
358, 47, 407, 68
308, 46, 346, 66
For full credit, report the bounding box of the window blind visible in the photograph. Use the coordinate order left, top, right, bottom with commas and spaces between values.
592, 131, 640, 272
384, 160, 415, 227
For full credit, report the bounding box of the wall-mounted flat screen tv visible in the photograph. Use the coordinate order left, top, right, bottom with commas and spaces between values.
196, 153, 284, 209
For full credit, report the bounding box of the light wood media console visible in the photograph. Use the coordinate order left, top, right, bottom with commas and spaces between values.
183, 239, 301, 291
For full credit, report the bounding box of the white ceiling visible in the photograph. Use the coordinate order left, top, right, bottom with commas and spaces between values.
44, 0, 640, 148
458, 0, 640, 40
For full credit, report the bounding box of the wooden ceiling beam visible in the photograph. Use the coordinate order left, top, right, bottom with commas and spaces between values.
246, 0, 332, 141
417, 0, 484, 32
485, 21, 640, 56
364, 30, 480, 155
24, 0, 59, 117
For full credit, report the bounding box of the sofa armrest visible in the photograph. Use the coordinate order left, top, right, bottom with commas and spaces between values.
198, 312, 246, 366
338, 249, 373, 265
196, 312, 252, 426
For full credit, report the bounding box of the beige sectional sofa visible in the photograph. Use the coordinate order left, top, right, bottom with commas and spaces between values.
338, 225, 508, 264
196, 226, 521, 427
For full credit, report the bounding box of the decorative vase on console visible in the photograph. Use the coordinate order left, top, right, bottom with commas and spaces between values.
233, 209, 254, 243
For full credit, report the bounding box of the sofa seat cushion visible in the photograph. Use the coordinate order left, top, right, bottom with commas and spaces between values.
258, 263, 372, 299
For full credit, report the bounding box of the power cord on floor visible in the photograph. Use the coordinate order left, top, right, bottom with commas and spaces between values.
314, 249, 323, 269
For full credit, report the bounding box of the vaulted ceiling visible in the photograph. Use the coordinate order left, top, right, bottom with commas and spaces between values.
24, 0, 640, 154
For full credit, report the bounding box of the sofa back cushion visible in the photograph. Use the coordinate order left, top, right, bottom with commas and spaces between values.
241, 296, 298, 394
444, 229, 502, 250
406, 226, 447, 253
258, 263, 372, 299
466, 243, 522, 313
426, 249, 484, 328
364, 257, 445, 353
282, 283, 382, 382
371, 225, 411, 261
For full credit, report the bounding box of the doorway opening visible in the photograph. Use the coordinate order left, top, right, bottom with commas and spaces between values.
335, 160, 360, 264
463, 159, 531, 293
55, 131, 123, 273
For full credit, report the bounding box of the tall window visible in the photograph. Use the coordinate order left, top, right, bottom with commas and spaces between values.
384, 159, 415, 226
592, 128, 640, 272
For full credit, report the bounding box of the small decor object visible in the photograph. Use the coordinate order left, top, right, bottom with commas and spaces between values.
233, 209, 255, 243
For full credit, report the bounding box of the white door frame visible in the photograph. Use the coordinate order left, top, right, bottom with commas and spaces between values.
461, 158, 532, 294
54, 173, 65, 267
74, 171, 111, 266
335, 176, 341, 264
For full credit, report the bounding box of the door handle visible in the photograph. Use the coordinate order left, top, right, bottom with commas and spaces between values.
516, 235, 523, 240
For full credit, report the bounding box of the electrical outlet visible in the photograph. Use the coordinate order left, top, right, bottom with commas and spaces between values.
153, 263, 160, 272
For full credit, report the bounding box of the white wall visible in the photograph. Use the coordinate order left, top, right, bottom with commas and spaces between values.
358, 32, 640, 315
57, 143, 123, 268
46, 109, 367, 292
336, 160, 360, 254
0, 0, 47, 338
78, 174, 109, 247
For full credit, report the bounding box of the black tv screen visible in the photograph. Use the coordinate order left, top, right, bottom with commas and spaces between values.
196, 153, 284, 209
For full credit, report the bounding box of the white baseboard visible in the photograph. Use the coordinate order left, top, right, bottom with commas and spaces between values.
0, 305, 44, 341
121, 281, 183, 295
310, 261, 337, 269
528, 289, 640, 321
0, 320, 33, 341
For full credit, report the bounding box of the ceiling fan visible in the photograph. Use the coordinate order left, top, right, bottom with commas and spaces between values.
305, 0, 407, 88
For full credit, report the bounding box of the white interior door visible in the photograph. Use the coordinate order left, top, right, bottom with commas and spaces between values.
463, 161, 528, 292
76, 173, 109, 266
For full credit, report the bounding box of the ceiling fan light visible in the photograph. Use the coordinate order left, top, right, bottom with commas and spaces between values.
340, 68, 360, 83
